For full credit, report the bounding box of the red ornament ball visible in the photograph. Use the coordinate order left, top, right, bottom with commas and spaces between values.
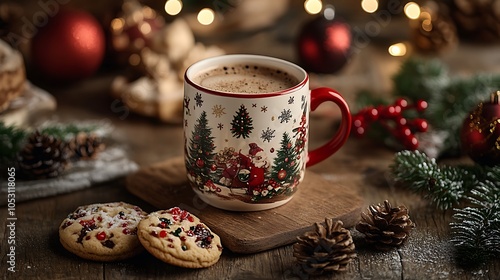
277, 169, 287, 180
196, 158, 205, 168
210, 164, 217, 172
460, 91, 500, 166
31, 9, 105, 81
297, 10, 352, 73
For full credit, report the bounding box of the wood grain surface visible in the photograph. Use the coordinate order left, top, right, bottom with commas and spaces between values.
126, 156, 363, 253
1, 2, 499, 278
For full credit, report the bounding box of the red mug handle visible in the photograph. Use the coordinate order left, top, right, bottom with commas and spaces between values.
307, 87, 352, 167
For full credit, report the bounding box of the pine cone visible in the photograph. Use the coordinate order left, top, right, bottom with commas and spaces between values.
412, 5, 458, 53
293, 219, 356, 275
17, 131, 69, 179
356, 200, 415, 251
68, 132, 105, 160
448, 0, 500, 41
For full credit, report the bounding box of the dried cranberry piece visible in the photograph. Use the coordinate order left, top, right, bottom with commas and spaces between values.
61, 221, 73, 229
101, 240, 115, 249
193, 224, 214, 248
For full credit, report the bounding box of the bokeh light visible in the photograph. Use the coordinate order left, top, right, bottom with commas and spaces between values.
304, 0, 323, 15
388, 43, 407, 56
165, 0, 182, 16
197, 8, 215, 25
361, 0, 379, 14
404, 2, 421, 20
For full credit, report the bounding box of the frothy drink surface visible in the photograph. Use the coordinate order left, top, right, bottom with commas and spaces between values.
192, 64, 299, 93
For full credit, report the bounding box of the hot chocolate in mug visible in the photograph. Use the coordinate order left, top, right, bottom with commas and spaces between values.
183, 54, 351, 211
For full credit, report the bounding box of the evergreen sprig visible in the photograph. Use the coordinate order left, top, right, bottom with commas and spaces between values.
0, 122, 99, 167
0, 123, 28, 167
391, 150, 500, 266
391, 150, 477, 209
451, 184, 500, 266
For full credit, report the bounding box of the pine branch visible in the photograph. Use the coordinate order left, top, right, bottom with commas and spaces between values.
450, 182, 500, 266
392, 57, 449, 101
39, 123, 98, 140
0, 122, 28, 166
390, 150, 474, 209
0, 122, 100, 167
391, 150, 500, 266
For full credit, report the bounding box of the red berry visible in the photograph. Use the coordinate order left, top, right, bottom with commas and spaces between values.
355, 126, 366, 136
187, 216, 194, 223
400, 126, 412, 137
96, 231, 106, 240
353, 115, 365, 128
416, 100, 428, 112
404, 135, 419, 150
395, 98, 408, 109
367, 108, 379, 120
159, 230, 167, 238
395, 116, 407, 126
412, 119, 429, 132
384, 105, 401, 117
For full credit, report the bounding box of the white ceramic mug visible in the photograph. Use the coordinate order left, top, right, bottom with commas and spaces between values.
183, 54, 351, 211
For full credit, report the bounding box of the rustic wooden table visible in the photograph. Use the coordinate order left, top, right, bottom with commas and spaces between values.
2, 6, 500, 278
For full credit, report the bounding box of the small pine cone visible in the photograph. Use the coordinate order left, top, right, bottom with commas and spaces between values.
356, 200, 415, 251
412, 5, 458, 53
17, 131, 69, 179
293, 219, 356, 275
68, 132, 105, 160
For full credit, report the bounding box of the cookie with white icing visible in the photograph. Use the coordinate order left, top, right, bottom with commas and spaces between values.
137, 207, 223, 268
59, 202, 148, 261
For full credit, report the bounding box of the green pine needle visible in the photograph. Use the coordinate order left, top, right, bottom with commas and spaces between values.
451, 183, 500, 266
0, 123, 28, 166
391, 150, 500, 266
0, 122, 99, 167
392, 57, 449, 101
391, 150, 472, 209
39, 123, 97, 141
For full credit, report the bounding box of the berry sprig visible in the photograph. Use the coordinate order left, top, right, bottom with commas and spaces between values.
352, 98, 429, 150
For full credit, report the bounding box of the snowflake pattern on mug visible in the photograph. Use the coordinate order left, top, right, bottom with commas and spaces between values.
185, 96, 308, 203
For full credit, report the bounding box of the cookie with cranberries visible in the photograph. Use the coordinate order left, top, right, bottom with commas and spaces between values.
137, 207, 223, 268
59, 202, 148, 261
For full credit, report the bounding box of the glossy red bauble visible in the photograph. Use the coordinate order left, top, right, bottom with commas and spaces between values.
31, 9, 105, 81
297, 15, 352, 73
460, 92, 500, 166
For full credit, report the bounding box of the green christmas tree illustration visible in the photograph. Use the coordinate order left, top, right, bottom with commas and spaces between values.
230, 104, 253, 139
187, 111, 217, 184
271, 132, 300, 184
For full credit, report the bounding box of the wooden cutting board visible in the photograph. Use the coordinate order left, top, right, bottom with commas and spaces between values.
126, 156, 363, 254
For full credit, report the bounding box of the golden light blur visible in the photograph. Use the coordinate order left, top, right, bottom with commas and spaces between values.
404, 2, 421, 20
110, 18, 125, 32
165, 0, 183, 16
422, 19, 433, 31
129, 54, 141, 66
197, 8, 215, 25
388, 42, 407, 56
304, 0, 322, 15
361, 0, 379, 14
139, 22, 152, 35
